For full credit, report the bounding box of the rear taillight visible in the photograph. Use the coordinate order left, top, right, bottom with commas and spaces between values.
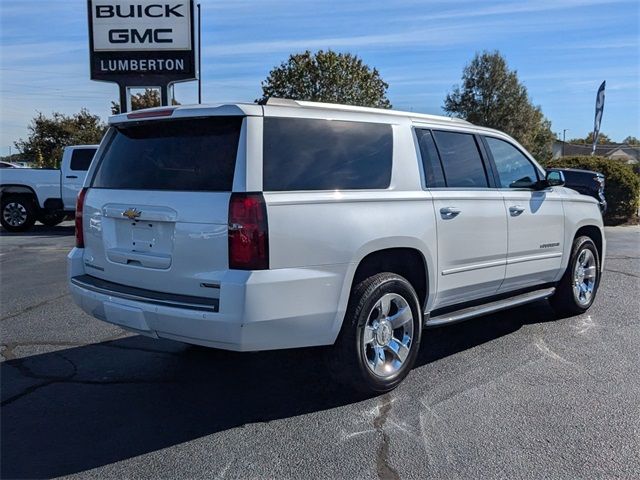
75, 187, 88, 248
228, 193, 269, 270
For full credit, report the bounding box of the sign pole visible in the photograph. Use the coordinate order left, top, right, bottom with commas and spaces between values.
119, 85, 128, 114
161, 85, 169, 107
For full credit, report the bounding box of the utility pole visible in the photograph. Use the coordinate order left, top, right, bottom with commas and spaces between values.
562, 129, 568, 157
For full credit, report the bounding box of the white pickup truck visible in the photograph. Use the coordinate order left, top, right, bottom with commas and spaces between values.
0, 145, 98, 231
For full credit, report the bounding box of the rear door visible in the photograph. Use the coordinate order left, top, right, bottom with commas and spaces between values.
482, 136, 564, 292
81, 116, 244, 298
417, 129, 508, 308
62, 147, 97, 210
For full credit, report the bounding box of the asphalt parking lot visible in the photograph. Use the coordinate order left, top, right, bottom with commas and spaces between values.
1, 223, 639, 479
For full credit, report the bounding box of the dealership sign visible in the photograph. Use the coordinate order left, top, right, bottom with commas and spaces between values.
88, 0, 196, 86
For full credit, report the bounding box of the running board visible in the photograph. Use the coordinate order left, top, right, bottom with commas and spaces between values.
425, 287, 556, 327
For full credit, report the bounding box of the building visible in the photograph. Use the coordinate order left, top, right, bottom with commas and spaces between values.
552, 141, 640, 164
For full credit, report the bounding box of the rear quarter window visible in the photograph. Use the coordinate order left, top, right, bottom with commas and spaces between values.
263, 118, 393, 191
92, 117, 242, 191
415, 129, 446, 188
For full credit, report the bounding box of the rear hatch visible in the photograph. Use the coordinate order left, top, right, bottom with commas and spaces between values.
81, 115, 243, 298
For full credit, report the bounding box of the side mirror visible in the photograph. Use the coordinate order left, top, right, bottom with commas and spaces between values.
546, 170, 565, 187
535, 170, 564, 190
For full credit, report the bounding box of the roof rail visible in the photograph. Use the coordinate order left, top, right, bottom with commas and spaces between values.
265, 97, 301, 107
262, 97, 471, 125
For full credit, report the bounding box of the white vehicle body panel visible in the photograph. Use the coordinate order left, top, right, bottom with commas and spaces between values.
0, 145, 98, 209
68, 101, 605, 352
0, 168, 60, 208
60, 146, 99, 209
430, 189, 508, 307
81, 189, 230, 297
499, 189, 565, 291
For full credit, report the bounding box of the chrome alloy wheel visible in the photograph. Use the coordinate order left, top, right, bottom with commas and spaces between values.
3, 202, 27, 227
573, 248, 597, 306
362, 293, 414, 378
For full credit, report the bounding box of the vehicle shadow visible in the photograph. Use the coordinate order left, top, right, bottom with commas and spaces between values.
0, 223, 74, 237
1, 300, 554, 478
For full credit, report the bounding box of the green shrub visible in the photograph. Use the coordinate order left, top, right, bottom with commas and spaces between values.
544, 156, 640, 225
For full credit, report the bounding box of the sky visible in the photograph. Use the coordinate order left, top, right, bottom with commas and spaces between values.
0, 0, 639, 155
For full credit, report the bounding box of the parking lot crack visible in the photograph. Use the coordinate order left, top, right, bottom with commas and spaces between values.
0, 341, 87, 362
0, 293, 71, 322
98, 343, 182, 356
373, 394, 400, 480
604, 268, 639, 279
1, 345, 177, 407
1, 380, 59, 407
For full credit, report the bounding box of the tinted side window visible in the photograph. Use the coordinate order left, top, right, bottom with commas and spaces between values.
92, 117, 242, 191
70, 149, 97, 171
432, 131, 488, 188
415, 129, 446, 188
263, 118, 392, 191
485, 137, 539, 188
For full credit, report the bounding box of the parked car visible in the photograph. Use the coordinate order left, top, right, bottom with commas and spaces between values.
0, 161, 23, 168
0, 145, 98, 231
547, 167, 607, 214
68, 100, 604, 393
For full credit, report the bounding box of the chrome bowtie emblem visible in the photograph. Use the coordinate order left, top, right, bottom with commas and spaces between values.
122, 208, 142, 220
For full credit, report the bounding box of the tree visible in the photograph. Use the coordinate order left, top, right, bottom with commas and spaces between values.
257, 50, 391, 108
443, 51, 555, 161
546, 156, 639, 225
14, 110, 106, 168
111, 88, 180, 114
623, 136, 640, 146
568, 132, 612, 145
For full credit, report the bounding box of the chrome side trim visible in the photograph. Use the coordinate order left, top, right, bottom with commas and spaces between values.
441, 252, 563, 276
507, 252, 562, 265
71, 275, 219, 312
441, 259, 506, 276
425, 287, 555, 327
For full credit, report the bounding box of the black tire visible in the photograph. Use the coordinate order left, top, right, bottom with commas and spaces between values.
327, 273, 422, 394
1, 195, 37, 232
550, 236, 601, 317
38, 211, 66, 227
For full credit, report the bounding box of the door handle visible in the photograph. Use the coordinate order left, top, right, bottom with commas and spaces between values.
440, 207, 461, 218
509, 206, 525, 216
66, 175, 78, 179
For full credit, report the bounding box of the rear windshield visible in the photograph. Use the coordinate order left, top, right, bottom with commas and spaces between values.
263, 118, 393, 191
92, 117, 242, 191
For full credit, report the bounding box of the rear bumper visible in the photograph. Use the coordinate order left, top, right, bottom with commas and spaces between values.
68, 248, 348, 351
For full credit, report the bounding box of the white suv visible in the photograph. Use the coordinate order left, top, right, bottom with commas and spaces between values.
68, 99, 604, 392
